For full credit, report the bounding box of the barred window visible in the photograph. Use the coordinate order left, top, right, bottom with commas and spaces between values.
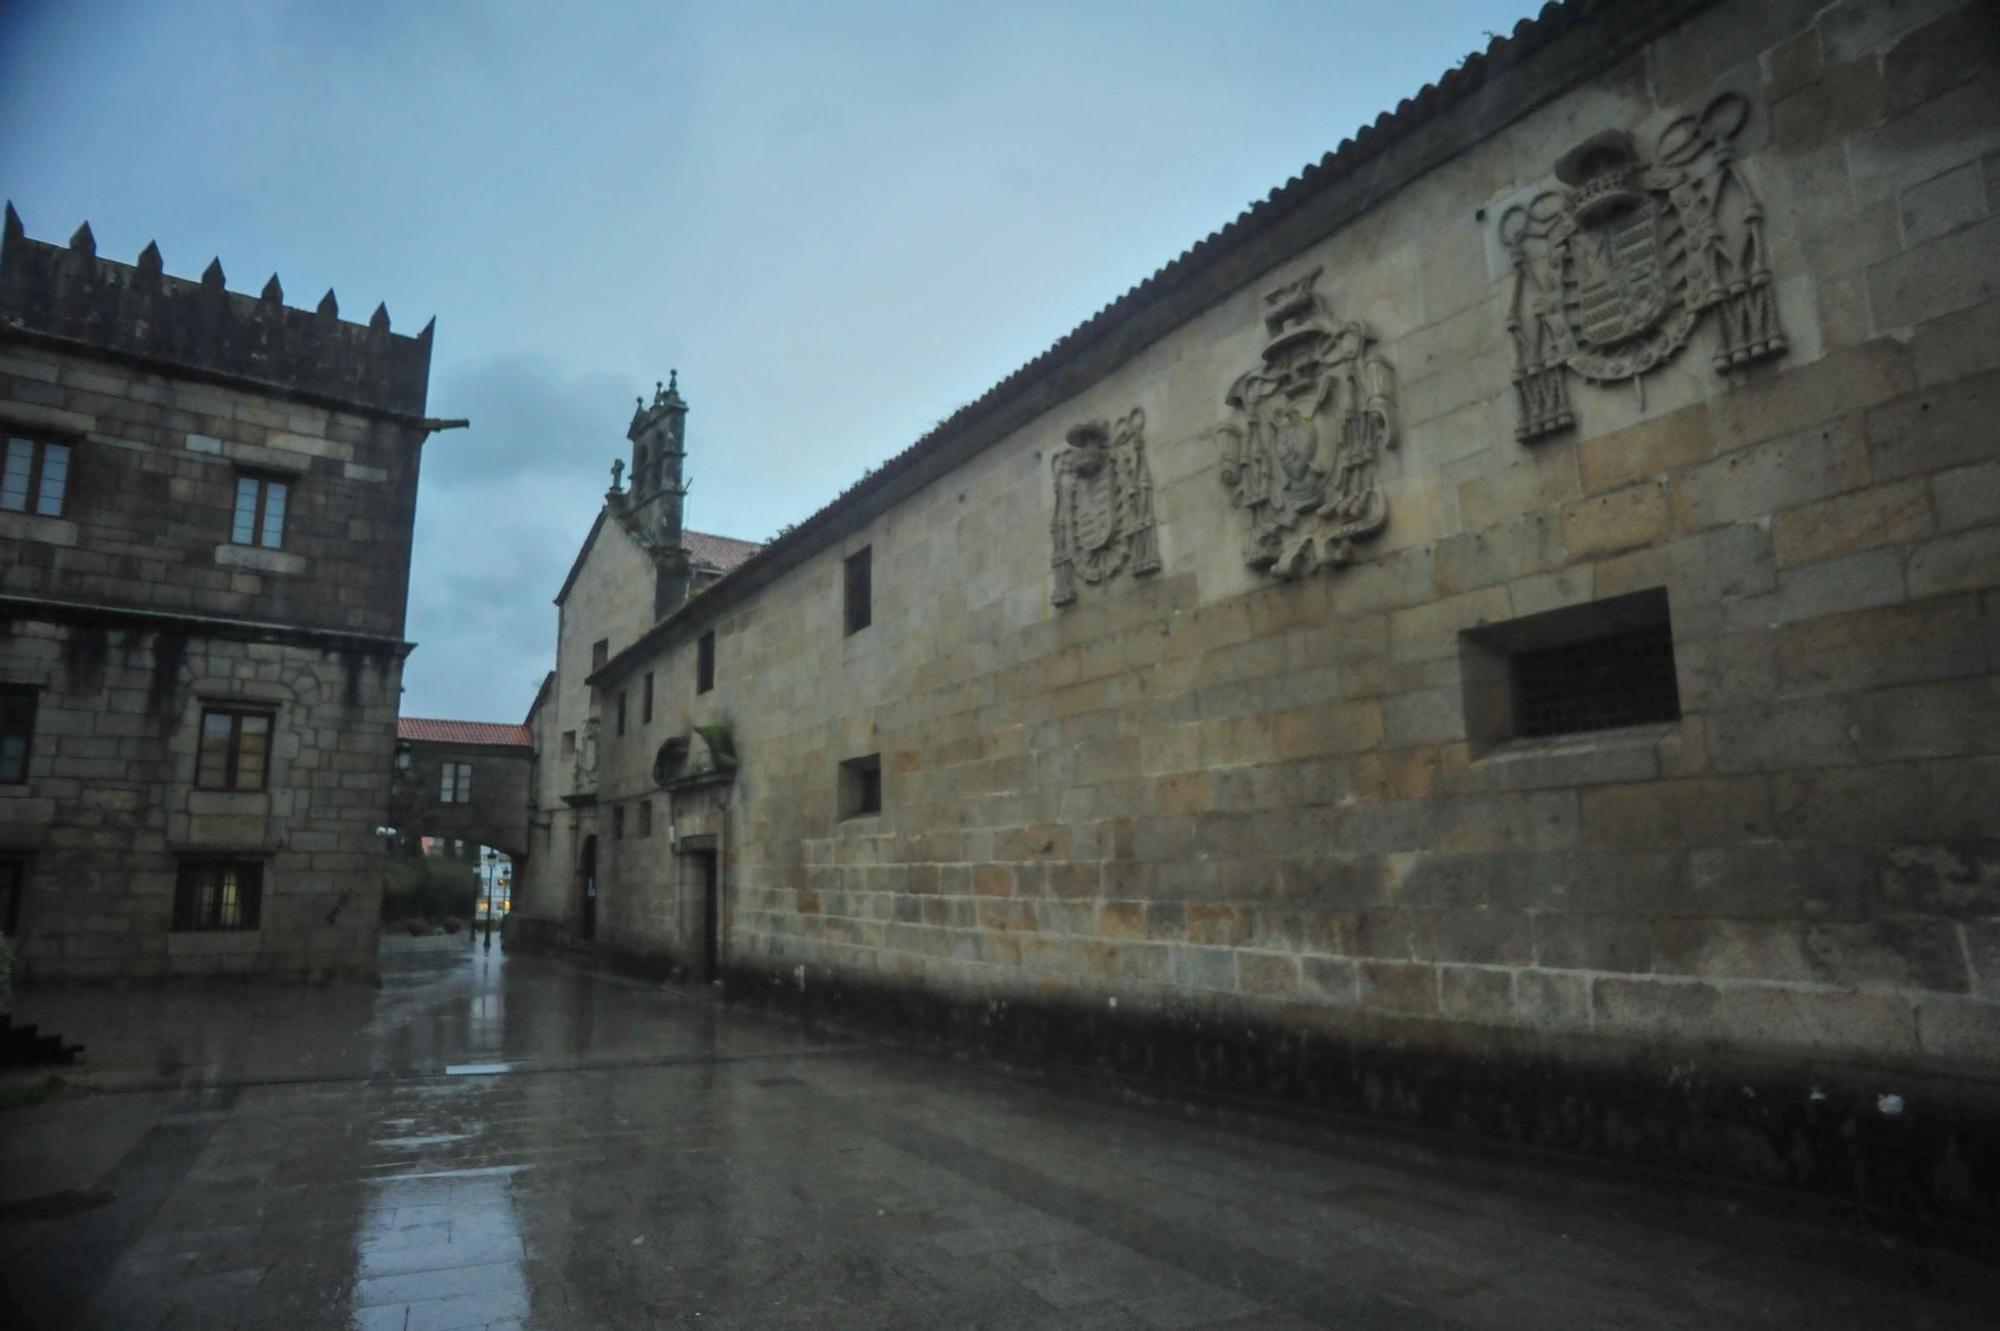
2, 437, 70, 516
1, 686, 35, 783
1512, 623, 1681, 738
231, 473, 288, 549
197, 708, 273, 791
440, 761, 473, 804
174, 860, 263, 932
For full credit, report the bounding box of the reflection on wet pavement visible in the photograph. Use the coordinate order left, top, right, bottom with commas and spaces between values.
1, 937, 1991, 1329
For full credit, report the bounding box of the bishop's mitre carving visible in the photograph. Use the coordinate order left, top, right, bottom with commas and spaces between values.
1218, 267, 1398, 580
1500, 91, 1786, 442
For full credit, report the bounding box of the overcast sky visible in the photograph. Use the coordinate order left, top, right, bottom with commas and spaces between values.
2, 0, 1537, 722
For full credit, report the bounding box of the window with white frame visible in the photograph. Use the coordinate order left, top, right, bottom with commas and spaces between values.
2, 436, 70, 516
231, 473, 289, 549
440, 760, 473, 804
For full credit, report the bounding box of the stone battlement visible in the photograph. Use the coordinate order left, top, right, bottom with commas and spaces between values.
0, 203, 431, 417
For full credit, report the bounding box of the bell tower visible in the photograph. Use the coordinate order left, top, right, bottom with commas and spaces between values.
622, 371, 694, 619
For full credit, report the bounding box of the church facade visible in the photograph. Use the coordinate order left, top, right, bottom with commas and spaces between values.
515, 0, 2000, 1218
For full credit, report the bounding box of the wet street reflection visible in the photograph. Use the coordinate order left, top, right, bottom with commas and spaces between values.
1, 936, 1991, 1329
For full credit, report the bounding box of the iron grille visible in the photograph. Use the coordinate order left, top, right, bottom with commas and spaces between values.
173, 860, 263, 932
1511, 622, 1680, 738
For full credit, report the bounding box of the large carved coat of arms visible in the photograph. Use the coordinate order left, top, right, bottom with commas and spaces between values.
1050, 407, 1160, 607
1218, 268, 1397, 580
1501, 92, 1786, 442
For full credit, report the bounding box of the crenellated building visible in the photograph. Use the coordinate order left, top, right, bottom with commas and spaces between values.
0, 206, 453, 981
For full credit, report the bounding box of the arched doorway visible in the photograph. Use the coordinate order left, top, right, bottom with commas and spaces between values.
576, 835, 598, 941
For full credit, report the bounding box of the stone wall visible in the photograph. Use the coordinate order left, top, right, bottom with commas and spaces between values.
387, 739, 534, 860
521, 0, 2000, 1212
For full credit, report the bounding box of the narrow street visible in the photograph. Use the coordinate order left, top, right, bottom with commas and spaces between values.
1, 939, 1989, 1331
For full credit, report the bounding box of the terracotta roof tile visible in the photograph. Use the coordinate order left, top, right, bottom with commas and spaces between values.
685, 528, 761, 573
398, 717, 534, 748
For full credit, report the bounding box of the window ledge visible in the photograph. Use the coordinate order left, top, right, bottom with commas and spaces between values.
1476, 721, 1681, 791
214, 543, 305, 576
0, 510, 78, 547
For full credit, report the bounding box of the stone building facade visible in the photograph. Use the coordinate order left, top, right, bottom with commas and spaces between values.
387, 717, 535, 862
517, 0, 2000, 1216
0, 207, 446, 981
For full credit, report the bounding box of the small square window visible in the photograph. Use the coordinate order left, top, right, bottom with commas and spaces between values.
174, 859, 263, 932
2, 437, 70, 516
440, 761, 473, 804
231, 473, 289, 549
592, 639, 609, 671
1462, 588, 1681, 744
839, 753, 882, 820
642, 671, 655, 725
1, 685, 36, 783
196, 707, 274, 791
844, 547, 872, 635
697, 630, 715, 694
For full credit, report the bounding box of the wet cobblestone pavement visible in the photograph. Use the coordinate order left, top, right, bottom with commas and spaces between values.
2, 937, 1992, 1330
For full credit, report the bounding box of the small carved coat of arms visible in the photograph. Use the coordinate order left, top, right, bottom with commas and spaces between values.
1050, 407, 1160, 607
1218, 267, 1397, 580
1501, 92, 1786, 442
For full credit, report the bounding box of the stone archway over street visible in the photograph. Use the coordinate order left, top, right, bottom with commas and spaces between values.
386, 717, 536, 862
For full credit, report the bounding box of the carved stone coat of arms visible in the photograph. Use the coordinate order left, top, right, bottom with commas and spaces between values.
1218, 267, 1397, 580
1051, 407, 1160, 607
1501, 92, 1786, 441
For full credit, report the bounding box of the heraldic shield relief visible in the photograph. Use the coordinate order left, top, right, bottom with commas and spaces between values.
1501, 91, 1786, 442
1218, 267, 1398, 581
1050, 408, 1161, 608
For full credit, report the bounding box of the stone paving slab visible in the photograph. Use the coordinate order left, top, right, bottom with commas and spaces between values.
0, 938, 1994, 1329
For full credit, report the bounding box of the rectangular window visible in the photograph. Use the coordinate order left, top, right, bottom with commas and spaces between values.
839, 753, 882, 820
1461, 588, 1681, 744
697, 630, 715, 694
613, 804, 626, 839
196, 707, 273, 791
844, 546, 872, 635
0, 856, 23, 935
440, 761, 473, 804
231, 473, 289, 549
642, 671, 654, 724
561, 729, 577, 757
1, 686, 36, 783
173, 860, 263, 932
617, 691, 628, 737
638, 799, 653, 837
2, 437, 70, 516
592, 639, 609, 671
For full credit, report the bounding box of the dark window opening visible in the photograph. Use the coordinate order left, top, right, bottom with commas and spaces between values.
561, 729, 577, 757
1461, 588, 1681, 744
231, 472, 289, 549
0, 857, 23, 935
697, 630, 715, 694
839, 753, 882, 820
197, 707, 274, 791
843, 546, 872, 635
592, 638, 609, 671
617, 691, 628, 737
642, 671, 655, 724
1, 686, 36, 783
174, 860, 263, 932
613, 804, 626, 839
2, 436, 70, 516
638, 799, 653, 837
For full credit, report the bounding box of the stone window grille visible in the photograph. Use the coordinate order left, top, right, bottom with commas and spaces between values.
440, 761, 473, 804
0, 685, 36, 782
173, 859, 263, 932
196, 707, 274, 791
591, 638, 609, 671
1, 436, 70, 516
844, 547, 872, 635
638, 799, 653, 837
1461, 588, 1681, 745
642, 671, 655, 724
839, 753, 882, 820
613, 804, 626, 839
231, 472, 289, 549
697, 630, 715, 694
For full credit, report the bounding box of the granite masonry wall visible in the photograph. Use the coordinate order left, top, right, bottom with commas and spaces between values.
1, 223, 434, 981
521, 0, 2000, 1215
